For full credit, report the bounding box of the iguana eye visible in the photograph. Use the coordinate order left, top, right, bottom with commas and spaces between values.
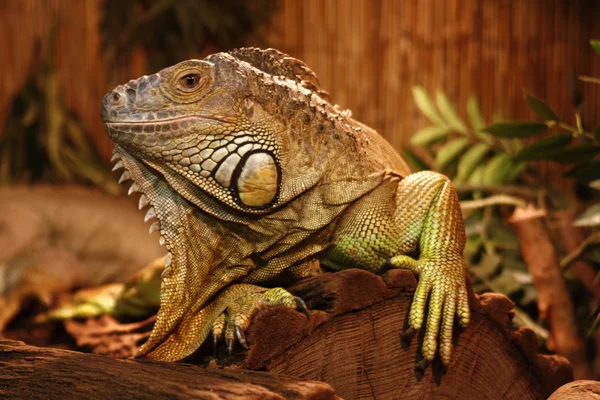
178, 74, 201, 91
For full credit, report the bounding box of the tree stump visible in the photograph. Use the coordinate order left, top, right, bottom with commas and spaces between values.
239, 269, 573, 399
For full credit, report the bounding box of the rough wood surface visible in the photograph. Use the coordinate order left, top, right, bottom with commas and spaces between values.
240, 269, 572, 400
0, 339, 338, 400
0, 268, 574, 399
548, 380, 600, 400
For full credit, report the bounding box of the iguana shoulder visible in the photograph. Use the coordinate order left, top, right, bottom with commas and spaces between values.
216, 48, 412, 178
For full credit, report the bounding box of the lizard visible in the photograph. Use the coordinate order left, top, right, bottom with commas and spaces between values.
101, 47, 470, 368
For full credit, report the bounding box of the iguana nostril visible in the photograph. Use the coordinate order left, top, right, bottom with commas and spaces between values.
110, 92, 122, 104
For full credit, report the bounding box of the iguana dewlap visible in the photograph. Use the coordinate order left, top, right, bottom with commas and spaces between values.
101, 48, 470, 367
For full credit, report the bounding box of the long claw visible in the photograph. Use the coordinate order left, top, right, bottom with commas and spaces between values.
226, 336, 234, 358
415, 358, 431, 373
213, 331, 219, 357
235, 325, 248, 349
401, 327, 417, 348
294, 296, 310, 318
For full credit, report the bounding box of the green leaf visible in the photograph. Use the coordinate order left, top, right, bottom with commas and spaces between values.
483, 122, 548, 138
467, 164, 485, 185
436, 91, 467, 134
513, 133, 572, 161
401, 148, 430, 172
566, 160, 600, 183
523, 90, 559, 121
591, 40, 600, 55
594, 125, 600, 142
466, 95, 485, 131
455, 143, 490, 183
412, 86, 446, 126
482, 153, 513, 184
574, 203, 600, 227
435, 138, 470, 171
550, 145, 600, 164
411, 125, 451, 146
504, 162, 527, 183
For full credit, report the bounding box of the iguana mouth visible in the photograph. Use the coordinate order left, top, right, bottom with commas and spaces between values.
104, 114, 234, 125
110, 146, 174, 277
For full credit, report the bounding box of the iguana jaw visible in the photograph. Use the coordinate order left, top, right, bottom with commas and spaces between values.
110, 145, 174, 274
111, 144, 214, 354
103, 114, 236, 125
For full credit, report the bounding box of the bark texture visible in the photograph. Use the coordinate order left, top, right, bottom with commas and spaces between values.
1, 269, 574, 399
0, 339, 338, 400
240, 268, 573, 400
510, 206, 592, 379
548, 380, 600, 400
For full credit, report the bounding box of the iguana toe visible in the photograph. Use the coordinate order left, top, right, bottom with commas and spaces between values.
391, 254, 469, 366
211, 287, 306, 358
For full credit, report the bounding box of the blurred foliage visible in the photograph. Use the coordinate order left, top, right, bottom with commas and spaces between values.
405, 39, 600, 344
101, 0, 276, 71
0, 35, 119, 194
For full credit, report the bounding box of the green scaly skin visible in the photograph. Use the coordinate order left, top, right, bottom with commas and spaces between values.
101, 48, 470, 366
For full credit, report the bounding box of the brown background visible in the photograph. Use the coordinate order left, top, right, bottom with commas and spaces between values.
1, 0, 599, 176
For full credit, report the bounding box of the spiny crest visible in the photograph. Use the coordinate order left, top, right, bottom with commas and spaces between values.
227, 47, 331, 102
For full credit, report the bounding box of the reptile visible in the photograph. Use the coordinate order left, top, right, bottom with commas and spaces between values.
101, 48, 470, 368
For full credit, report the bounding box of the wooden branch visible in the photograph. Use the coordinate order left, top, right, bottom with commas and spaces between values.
455, 183, 542, 199
238, 269, 573, 399
509, 205, 593, 379
554, 211, 600, 298
552, 211, 600, 380
0, 339, 337, 399
460, 194, 527, 210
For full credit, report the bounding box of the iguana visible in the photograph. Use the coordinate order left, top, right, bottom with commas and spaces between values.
101, 48, 470, 368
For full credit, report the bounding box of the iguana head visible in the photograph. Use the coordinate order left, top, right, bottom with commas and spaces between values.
102, 48, 391, 218
101, 55, 289, 212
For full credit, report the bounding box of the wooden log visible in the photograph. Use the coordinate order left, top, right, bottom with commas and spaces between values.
1, 269, 573, 399
0, 339, 338, 400
509, 205, 593, 379
239, 269, 572, 400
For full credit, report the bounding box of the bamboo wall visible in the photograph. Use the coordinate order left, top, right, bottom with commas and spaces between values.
1, 0, 600, 168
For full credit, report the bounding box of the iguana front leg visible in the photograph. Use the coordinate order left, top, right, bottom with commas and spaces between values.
139, 283, 303, 360
390, 171, 469, 367
324, 170, 469, 367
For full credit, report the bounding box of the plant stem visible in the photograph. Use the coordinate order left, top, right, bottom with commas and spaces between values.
561, 232, 600, 270
579, 76, 600, 85
456, 184, 542, 199
460, 194, 528, 210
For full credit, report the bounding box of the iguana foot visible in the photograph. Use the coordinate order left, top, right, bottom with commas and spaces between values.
390, 254, 470, 366
211, 287, 309, 357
